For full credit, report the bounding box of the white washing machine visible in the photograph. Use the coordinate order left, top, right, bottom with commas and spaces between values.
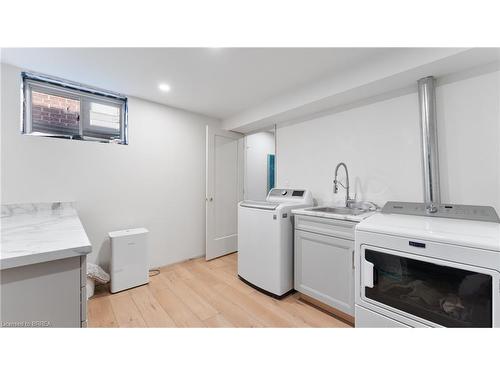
238, 188, 313, 298
355, 213, 500, 327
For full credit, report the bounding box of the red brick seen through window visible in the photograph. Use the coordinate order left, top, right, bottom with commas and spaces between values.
31, 91, 80, 130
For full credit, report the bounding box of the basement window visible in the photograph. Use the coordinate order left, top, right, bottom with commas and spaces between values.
21, 72, 128, 144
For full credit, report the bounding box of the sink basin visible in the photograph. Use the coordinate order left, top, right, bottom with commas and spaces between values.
307, 206, 367, 216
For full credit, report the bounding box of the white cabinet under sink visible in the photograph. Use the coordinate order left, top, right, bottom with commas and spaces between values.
294, 214, 356, 318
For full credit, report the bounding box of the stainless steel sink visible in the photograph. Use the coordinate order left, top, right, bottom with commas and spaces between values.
307, 206, 367, 215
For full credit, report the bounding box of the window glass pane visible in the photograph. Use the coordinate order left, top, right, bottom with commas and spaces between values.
89, 102, 120, 131
23, 73, 127, 144
364, 249, 492, 327
31, 90, 80, 135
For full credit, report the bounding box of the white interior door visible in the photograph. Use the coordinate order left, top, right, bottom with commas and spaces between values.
206, 126, 243, 260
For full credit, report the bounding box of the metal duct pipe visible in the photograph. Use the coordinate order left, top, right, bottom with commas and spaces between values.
417, 76, 440, 214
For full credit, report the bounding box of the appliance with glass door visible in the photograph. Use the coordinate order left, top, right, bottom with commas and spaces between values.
355, 213, 500, 327
238, 188, 313, 298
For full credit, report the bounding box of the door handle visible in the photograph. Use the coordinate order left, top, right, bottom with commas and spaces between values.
363, 259, 375, 288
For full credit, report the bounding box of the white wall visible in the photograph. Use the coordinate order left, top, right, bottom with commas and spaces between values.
244, 132, 275, 201
1, 63, 221, 269
277, 70, 500, 213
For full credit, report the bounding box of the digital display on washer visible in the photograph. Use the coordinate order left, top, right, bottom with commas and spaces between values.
292, 190, 304, 197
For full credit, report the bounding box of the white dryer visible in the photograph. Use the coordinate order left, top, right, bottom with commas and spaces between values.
355, 213, 500, 327
238, 188, 313, 298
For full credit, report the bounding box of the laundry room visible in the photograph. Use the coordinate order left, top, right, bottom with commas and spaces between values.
3, 47, 499, 328
1, 2, 500, 374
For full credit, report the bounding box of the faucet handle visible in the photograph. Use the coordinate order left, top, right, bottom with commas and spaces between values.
346, 197, 357, 207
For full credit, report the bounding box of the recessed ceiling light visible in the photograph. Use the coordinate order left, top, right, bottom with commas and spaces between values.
158, 83, 171, 92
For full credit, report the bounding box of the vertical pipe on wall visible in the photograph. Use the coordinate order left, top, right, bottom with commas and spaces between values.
417, 76, 441, 213
273, 123, 278, 188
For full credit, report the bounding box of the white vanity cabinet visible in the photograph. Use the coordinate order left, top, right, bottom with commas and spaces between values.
1, 255, 88, 328
294, 214, 356, 318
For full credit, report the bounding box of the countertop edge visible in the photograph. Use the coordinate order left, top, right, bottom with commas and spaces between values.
0, 244, 92, 271
291, 207, 376, 223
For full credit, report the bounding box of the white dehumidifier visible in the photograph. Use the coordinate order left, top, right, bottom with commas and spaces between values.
109, 228, 149, 293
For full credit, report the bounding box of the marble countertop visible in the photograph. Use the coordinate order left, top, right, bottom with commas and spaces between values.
292, 206, 377, 223
1, 202, 92, 270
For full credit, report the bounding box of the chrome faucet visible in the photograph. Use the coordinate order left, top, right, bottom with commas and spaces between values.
334, 162, 355, 207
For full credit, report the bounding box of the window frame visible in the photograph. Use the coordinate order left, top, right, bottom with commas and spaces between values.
21, 72, 128, 144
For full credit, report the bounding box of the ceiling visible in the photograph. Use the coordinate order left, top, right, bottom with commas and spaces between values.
0, 48, 390, 119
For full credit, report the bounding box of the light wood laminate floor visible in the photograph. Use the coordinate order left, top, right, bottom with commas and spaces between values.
88, 253, 351, 328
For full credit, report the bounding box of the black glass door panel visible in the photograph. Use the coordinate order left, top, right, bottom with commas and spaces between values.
364, 249, 492, 327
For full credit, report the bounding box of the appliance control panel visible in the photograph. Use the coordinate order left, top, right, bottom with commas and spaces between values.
267, 188, 313, 205
269, 188, 304, 198
382, 201, 500, 223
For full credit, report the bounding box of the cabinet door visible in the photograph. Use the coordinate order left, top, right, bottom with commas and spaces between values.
1, 257, 82, 327
294, 230, 354, 315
